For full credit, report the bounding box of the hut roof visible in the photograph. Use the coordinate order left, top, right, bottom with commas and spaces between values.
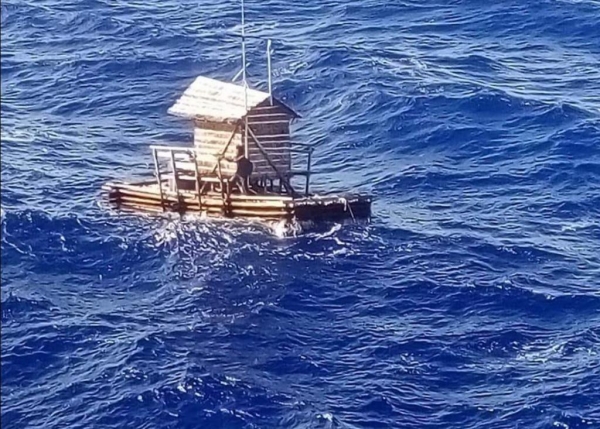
168, 76, 299, 123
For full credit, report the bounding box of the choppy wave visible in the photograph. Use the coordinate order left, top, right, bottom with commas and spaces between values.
2, 0, 600, 428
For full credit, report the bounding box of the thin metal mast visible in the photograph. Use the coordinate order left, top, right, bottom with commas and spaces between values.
267, 39, 273, 105
241, 0, 249, 157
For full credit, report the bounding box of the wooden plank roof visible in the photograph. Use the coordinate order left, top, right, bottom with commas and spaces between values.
168, 76, 299, 123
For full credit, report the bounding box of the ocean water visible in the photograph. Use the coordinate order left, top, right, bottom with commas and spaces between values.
2, 0, 600, 428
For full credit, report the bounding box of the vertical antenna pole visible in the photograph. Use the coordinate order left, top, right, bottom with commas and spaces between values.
267, 39, 273, 105
241, 0, 249, 157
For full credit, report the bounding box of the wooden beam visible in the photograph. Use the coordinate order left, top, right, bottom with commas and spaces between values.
192, 150, 202, 211
207, 121, 240, 175
169, 150, 179, 196
247, 126, 297, 196
200, 121, 241, 193
217, 161, 228, 215
305, 148, 312, 196
120, 203, 166, 214
152, 148, 165, 211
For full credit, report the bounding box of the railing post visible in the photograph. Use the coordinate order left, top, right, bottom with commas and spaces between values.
169, 150, 179, 209
217, 160, 226, 213
152, 148, 165, 211
305, 147, 313, 196
192, 149, 202, 211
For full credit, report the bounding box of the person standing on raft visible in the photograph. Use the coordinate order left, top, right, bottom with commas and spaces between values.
220, 145, 253, 194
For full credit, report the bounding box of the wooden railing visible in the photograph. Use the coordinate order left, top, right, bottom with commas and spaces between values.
149, 145, 203, 211
148, 140, 318, 212
288, 143, 315, 195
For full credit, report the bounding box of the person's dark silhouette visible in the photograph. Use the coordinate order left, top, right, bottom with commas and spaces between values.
223, 145, 253, 194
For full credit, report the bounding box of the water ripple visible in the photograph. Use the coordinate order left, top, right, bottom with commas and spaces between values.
2, 0, 600, 428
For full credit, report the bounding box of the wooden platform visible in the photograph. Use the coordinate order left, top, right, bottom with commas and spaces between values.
102, 180, 372, 221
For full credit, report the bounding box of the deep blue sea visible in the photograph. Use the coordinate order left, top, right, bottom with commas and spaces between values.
2, 0, 600, 428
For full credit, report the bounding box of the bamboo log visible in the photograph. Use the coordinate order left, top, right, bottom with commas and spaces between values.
179, 195, 287, 209
205, 193, 290, 204
209, 191, 292, 202
176, 194, 288, 213
118, 195, 167, 207
116, 190, 163, 201
112, 181, 175, 196
166, 200, 286, 217
113, 185, 289, 208
227, 208, 288, 217
120, 203, 166, 214
111, 186, 168, 201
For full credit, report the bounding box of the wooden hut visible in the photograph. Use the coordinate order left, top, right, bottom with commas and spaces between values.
168, 76, 300, 180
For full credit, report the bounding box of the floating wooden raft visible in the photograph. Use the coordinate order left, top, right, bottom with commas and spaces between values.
102, 69, 373, 222
102, 181, 371, 221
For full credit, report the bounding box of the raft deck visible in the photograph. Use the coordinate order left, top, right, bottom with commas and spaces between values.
102, 180, 371, 221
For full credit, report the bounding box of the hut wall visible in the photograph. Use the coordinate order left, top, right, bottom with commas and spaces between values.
193, 120, 242, 175
245, 104, 292, 178
190, 103, 294, 179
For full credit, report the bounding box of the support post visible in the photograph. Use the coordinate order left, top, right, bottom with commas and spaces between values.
305, 148, 312, 196
152, 148, 165, 211
217, 161, 228, 216
170, 150, 179, 199
244, 116, 249, 159
192, 149, 202, 211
